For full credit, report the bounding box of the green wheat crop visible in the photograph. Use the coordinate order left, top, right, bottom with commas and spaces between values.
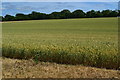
2, 17, 119, 69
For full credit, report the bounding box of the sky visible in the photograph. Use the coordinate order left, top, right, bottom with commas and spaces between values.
2, 0, 120, 2
1, 2, 119, 16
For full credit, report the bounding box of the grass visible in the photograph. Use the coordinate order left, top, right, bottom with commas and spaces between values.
2, 17, 119, 69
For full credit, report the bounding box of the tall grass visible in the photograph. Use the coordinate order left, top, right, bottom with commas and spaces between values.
2, 41, 119, 69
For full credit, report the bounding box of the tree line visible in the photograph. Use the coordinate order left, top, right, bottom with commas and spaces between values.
1, 9, 120, 21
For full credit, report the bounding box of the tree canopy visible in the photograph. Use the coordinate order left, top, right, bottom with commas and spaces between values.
2, 9, 119, 21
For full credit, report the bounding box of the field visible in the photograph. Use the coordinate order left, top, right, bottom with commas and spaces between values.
2, 57, 120, 78
2, 17, 119, 69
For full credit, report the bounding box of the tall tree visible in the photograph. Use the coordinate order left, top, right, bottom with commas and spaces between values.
49, 12, 61, 19
29, 11, 47, 20
72, 10, 85, 18
15, 13, 27, 20
109, 10, 118, 17
101, 10, 112, 17
60, 9, 71, 19
95, 11, 103, 17
4, 14, 15, 21
0, 16, 2, 21
118, 10, 120, 16
86, 10, 96, 18
2, 9, 119, 21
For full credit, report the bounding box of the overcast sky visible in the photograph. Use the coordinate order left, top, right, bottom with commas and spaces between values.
1, 2, 119, 16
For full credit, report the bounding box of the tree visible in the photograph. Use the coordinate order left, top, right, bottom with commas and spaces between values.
109, 10, 118, 17
72, 10, 85, 18
0, 16, 2, 21
118, 10, 120, 16
4, 14, 15, 21
101, 10, 112, 17
2, 9, 119, 21
60, 9, 71, 19
86, 10, 96, 18
95, 11, 103, 17
15, 13, 28, 20
49, 12, 61, 19
29, 11, 47, 20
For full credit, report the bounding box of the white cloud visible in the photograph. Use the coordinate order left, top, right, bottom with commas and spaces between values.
2, 0, 120, 2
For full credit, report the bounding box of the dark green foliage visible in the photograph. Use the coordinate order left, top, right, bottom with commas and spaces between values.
28, 11, 47, 20
101, 10, 118, 17
86, 10, 96, 18
15, 13, 31, 20
0, 16, 2, 21
49, 12, 61, 19
118, 10, 120, 16
109, 10, 118, 17
3, 14, 15, 21
60, 9, 71, 19
72, 10, 85, 18
2, 9, 119, 21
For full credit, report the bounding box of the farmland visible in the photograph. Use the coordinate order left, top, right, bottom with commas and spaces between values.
2, 17, 119, 69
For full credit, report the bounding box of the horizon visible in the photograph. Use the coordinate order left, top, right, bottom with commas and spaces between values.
1, 2, 118, 16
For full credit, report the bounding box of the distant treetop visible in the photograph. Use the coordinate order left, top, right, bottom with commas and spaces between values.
2, 9, 119, 21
